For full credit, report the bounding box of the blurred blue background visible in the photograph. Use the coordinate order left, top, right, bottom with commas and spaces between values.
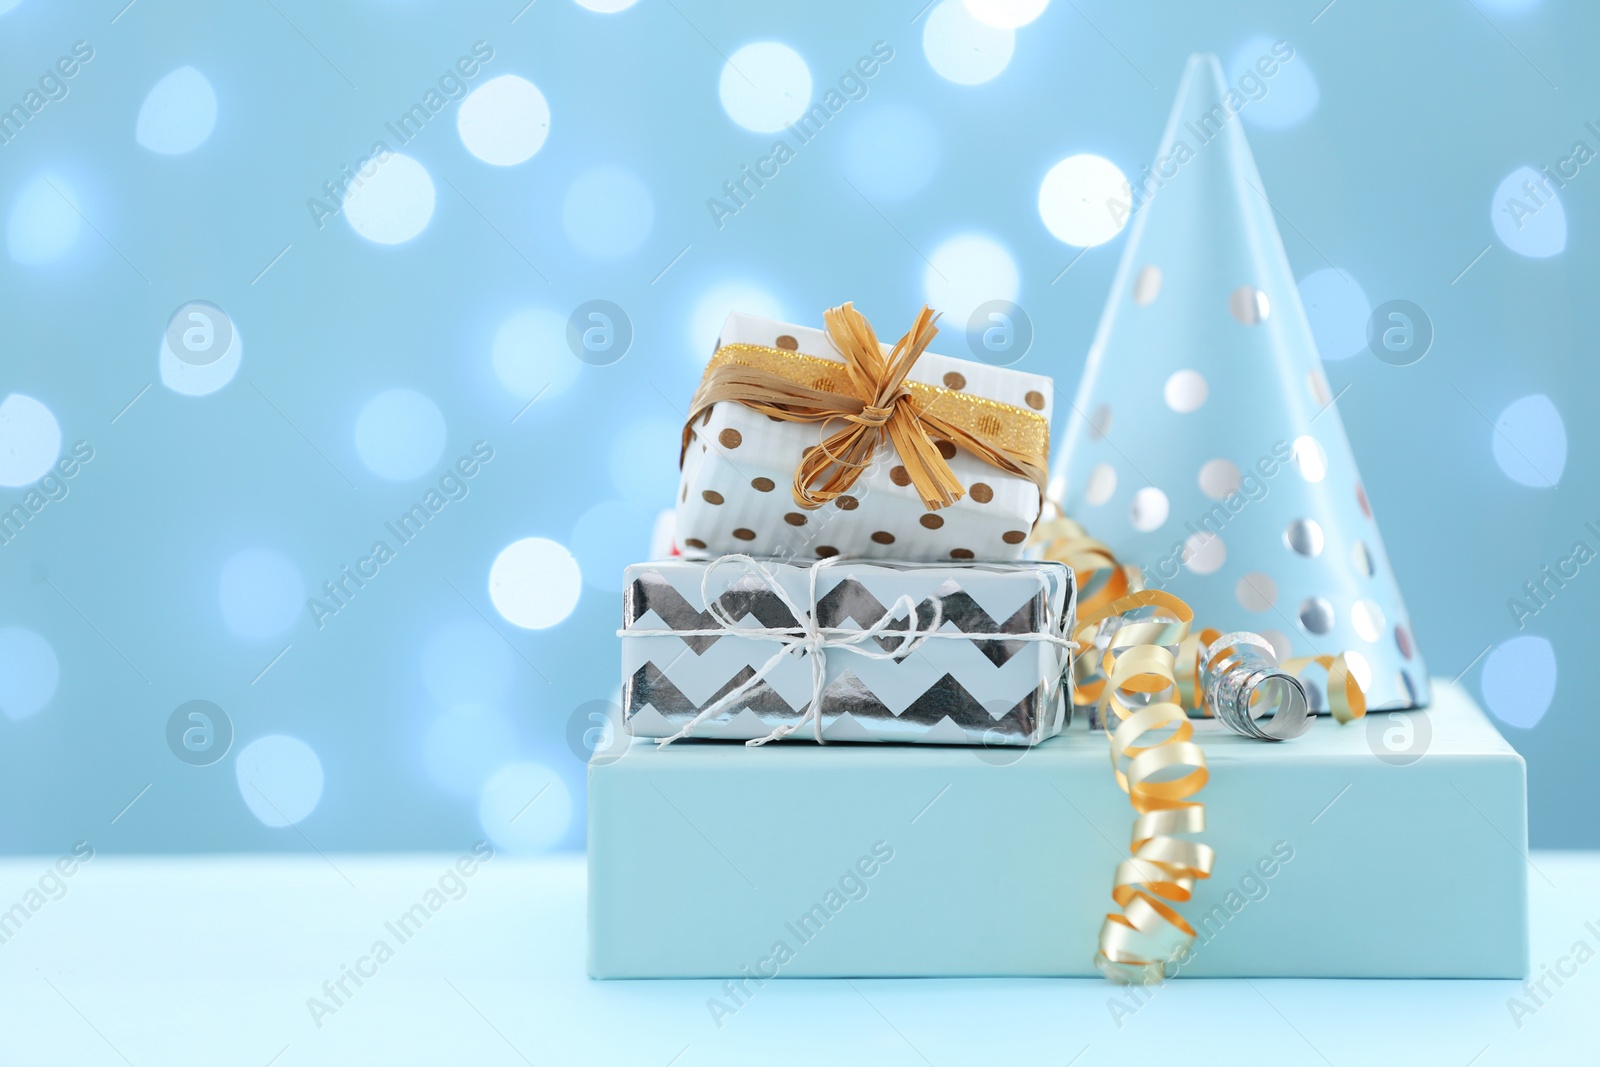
0, 0, 1591, 852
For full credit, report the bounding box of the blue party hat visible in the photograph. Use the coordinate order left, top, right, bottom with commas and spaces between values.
1052, 53, 1428, 711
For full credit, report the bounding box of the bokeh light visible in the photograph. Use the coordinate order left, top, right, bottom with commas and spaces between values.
923, 1, 1015, 85
0, 394, 62, 487
219, 548, 305, 642
1491, 165, 1566, 258
1492, 394, 1564, 487
136, 66, 218, 155
7, 175, 82, 266
1481, 635, 1556, 728
963, 0, 1048, 28
570, 499, 655, 593
608, 417, 681, 508
0, 627, 59, 721
922, 233, 1020, 327
355, 388, 447, 481
489, 537, 582, 629
1297, 268, 1370, 362
478, 761, 573, 852
160, 312, 242, 397
562, 164, 653, 260
689, 283, 786, 363
492, 308, 578, 400
458, 74, 550, 166
1229, 35, 1318, 130
344, 152, 436, 245
236, 735, 325, 827
1038, 154, 1131, 248
718, 42, 812, 133
421, 619, 515, 707
423, 704, 520, 795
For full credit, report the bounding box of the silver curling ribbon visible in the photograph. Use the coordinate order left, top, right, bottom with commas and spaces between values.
1201, 632, 1311, 741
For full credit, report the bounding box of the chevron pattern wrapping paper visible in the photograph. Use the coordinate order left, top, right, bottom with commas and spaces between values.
620, 558, 1075, 745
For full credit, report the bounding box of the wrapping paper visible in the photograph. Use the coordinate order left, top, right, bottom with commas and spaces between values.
676, 312, 1053, 562
621, 557, 1075, 745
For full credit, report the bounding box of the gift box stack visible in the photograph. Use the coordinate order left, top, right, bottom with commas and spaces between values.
588, 53, 1529, 982
625, 303, 1076, 749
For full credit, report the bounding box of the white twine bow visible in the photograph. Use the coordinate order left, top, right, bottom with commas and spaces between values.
620, 554, 1077, 748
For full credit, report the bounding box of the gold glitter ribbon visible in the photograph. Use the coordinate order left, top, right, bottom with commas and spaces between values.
682, 303, 1050, 512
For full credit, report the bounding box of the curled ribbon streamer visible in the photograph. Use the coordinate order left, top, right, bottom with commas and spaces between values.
1283, 654, 1368, 723
680, 303, 1051, 512
1090, 590, 1215, 984
1034, 514, 1368, 723
621, 554, 1077, 747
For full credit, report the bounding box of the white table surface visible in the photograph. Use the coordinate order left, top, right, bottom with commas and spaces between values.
0, 852, 1592, 1066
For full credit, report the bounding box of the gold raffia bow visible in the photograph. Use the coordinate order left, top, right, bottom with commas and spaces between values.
1032, 511, 1373, 983
681, 303, 1050, 512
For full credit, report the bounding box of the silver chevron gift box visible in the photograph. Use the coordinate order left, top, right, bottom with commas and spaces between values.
620, 557, 1076, 745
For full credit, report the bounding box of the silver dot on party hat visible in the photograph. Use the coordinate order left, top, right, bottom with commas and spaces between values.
1397, 670, 1422, 706
1298, 596, 1335, 635
1307, 367, 1332, 407
1351, 598, 1386, 643
1351, 539, 1376, 577
1284, 517, 1325, 557
1129, 486, 1169, 531
1260, 629, 1293, 661
1395, 621, 1414, 660
1163, 369, 1208, 413
1198, 457, 1241, 500
1236, 572, 1278, 611
1183, 531, 1226, 574
1085, 463, 1117, 505
1229, 285, 1270, 324
1292, 435, 1328, 482
1088, 403, 1113, 440
1134, 265, 1163, 306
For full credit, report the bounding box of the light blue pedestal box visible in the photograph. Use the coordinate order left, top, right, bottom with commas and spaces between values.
588, 681, 1526, 979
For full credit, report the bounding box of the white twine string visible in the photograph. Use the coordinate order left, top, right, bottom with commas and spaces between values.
619, 554, 1077, 748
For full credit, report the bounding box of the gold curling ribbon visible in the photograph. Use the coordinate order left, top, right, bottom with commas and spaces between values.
681, 303, 1050, 512
1036, 509, 1369, 724
1282, 654, 1368, 723
1087, 590, 1214, 984
1032, 509, 1373, 983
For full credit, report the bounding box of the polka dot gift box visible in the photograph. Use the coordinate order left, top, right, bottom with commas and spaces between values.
1051, 54, 1429, 712
676, 309, 1053, 562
